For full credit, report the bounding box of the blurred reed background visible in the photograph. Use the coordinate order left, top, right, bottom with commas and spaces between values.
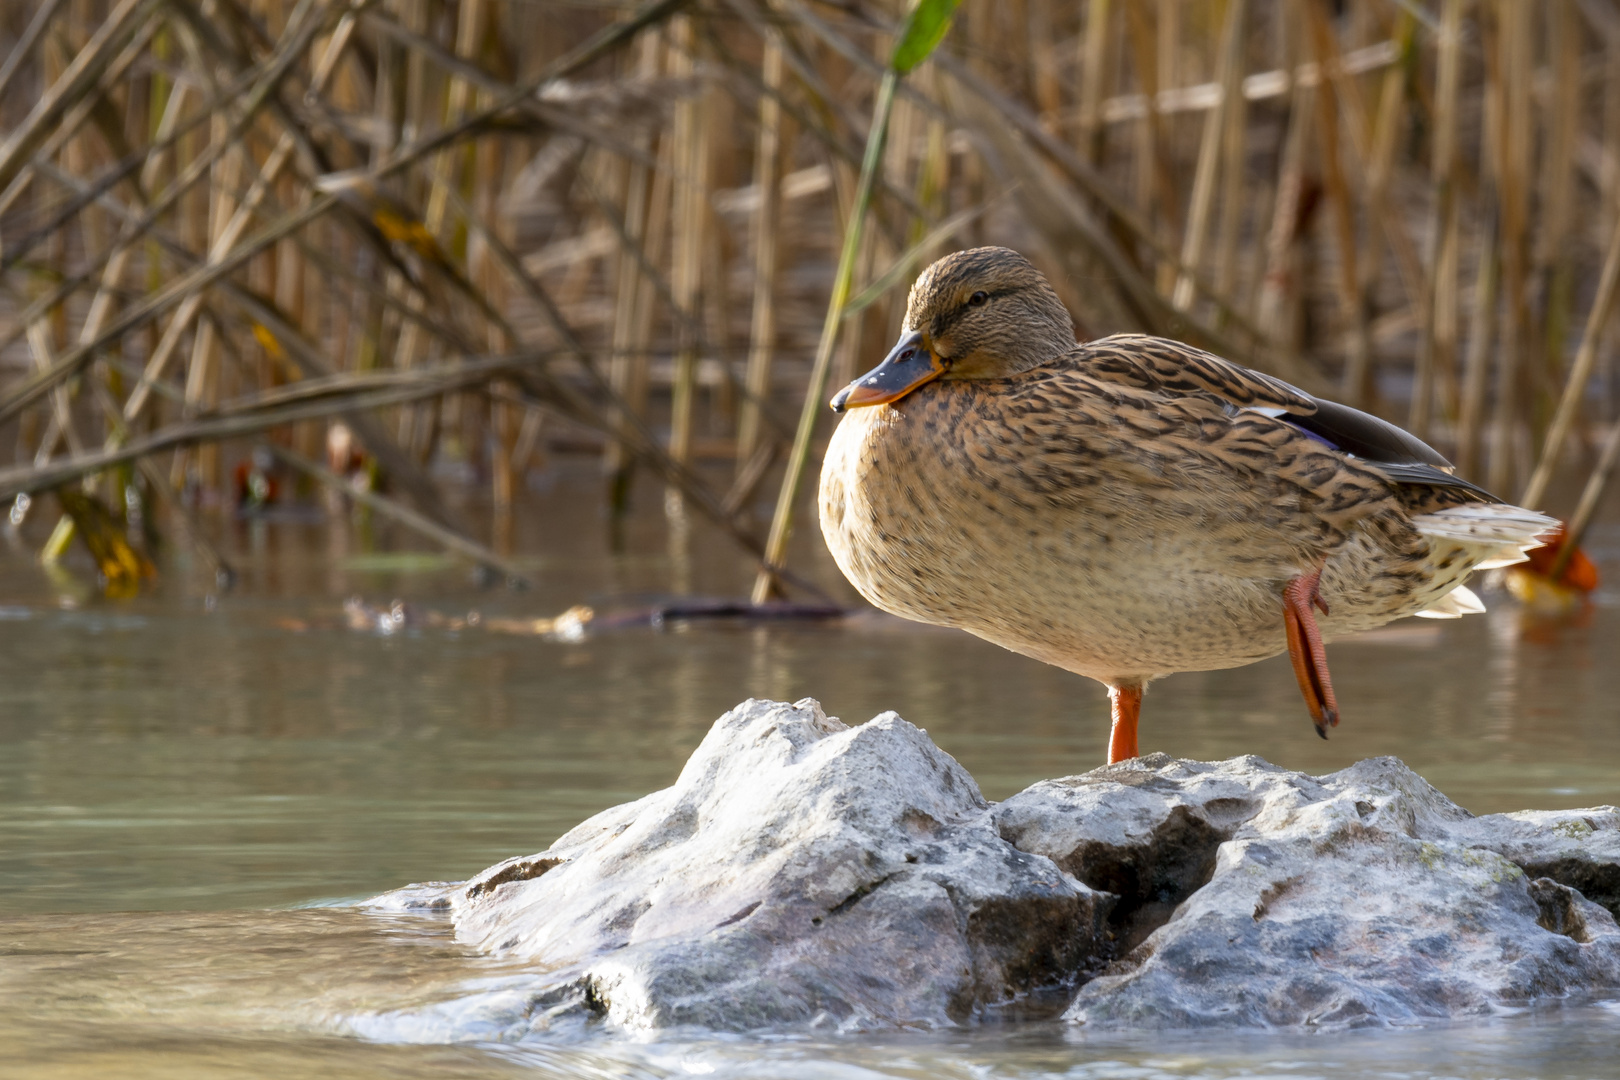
0, 0, 1617, 597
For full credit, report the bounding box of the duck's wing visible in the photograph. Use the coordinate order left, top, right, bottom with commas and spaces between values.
1078, 334, 1317, 411
1074, 334, 1496, 500
1273, 397, 1496, 498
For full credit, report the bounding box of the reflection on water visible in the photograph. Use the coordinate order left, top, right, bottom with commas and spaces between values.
1, 461, 1617, 1076
4, 906, 1620, 1079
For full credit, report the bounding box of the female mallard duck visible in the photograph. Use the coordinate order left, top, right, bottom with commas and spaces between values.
819, 247, 1555, 764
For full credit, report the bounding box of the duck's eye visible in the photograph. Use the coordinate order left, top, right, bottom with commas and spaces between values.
968, 291, 989, 307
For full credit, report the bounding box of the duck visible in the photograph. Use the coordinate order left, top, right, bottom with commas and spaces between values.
818, 247, 1555, 764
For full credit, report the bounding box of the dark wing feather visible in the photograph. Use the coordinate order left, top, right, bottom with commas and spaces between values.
1282, 397, 1449, 467
1280, 397, 1499, 500
1356, 460, 1497, 497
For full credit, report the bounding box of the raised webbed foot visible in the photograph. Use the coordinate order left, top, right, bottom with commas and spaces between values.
1283, 569, 1340, 738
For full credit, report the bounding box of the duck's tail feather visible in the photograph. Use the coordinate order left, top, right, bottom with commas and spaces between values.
1408, 504, 1559, 617
1412, 504, 1560, 567
1413, 583, 1485, 619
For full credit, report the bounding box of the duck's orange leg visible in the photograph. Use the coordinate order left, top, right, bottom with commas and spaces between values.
1107, 682, 1144, 764
1283, 569, 1339, 738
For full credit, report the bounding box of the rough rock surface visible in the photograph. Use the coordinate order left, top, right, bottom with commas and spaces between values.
997, 754, 1620, 1027
372, 698, 1620, 1033
448, 698, 1110, 1030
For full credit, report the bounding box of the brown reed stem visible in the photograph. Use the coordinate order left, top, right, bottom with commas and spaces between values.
738, 30, 787, 472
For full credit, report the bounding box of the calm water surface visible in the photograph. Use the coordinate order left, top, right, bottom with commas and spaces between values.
2, 461, 1618, 1077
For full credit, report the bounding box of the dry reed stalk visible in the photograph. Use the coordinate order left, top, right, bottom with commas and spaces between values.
1534, 0, 1581, 435
1552, 419, 1620, 576
0, 358, 502, 499
474, 70, 522, 545
75, 73, 191, 375
4, 0, 331, 427
1356, 11, 1415, 304
75, 152, 469, 537
133, 0, 333, 422
1521, 210, 1620, 509
1172, 0, 1244, 312
1310, 6, 1425, 366
49, 141, 464, 537
1411, 0, 1464, 440
365, 0, 414, 451
737, 29, 786, 473
0, 0, 156, 195
5, 0, 679, 430
1302, 0, 1372, 407
758, 0, 936, 223
180, 100, 255, 494
393, 0, 487, 455
1490, 0, 1532, 496
1027, 0, 1062, 133
1600, 6, 1620, 430
1600, 1, 1620, 244
1209, 9, 1249, 314
26, 321, 84, 462
1458, 208, 1499, 479
0, 0, 70, 106
371, 0, 405, 161
913, 67, 950, 253
666, 13, 708, 479
1157, 0, 1182, 289
956, 0, 992, 245
20, 34, 81, 488
939, 53, 1270, 351
492, 389, 517, 553
867, 49, 920, 355
273, 186, 315, 459
270, 445, 535, 587
1428, 198, 1464, 429
1121, 0, 1176, 270
446, 154, 764, 565
0, 19, 157, 265
604, 29, 665, 495
615, 120, 676, 506
0, 29, 275, 386
1077, 0, 1114, 163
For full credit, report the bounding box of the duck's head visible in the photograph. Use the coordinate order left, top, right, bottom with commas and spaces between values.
831, 247, 1075, 411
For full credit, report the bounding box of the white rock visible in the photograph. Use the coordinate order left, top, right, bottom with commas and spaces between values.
368, 700, 1620, 1034
446, 698, 1110, 1031
996, 754, 1620, 1028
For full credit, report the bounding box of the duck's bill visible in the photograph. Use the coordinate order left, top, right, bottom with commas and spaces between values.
830, 331, 944, 411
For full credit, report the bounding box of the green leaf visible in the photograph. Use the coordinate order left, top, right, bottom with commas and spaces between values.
890, 0, 963, 75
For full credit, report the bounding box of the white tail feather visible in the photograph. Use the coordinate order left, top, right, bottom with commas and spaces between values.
1474, 547, 1534, 570
1410, 505, 1557, 619
1414, 583, 1486, 619
1410, 504, 1559, 551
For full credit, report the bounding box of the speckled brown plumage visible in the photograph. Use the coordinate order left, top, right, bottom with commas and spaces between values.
819, 247, 1554, 750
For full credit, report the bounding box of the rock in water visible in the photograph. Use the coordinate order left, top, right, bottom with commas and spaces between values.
450, 698, 1112, 1030
996, 755, 1620, 1027
372, 699, 1620, 1033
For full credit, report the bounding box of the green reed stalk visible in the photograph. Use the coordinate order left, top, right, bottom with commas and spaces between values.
752, 0, 963, 604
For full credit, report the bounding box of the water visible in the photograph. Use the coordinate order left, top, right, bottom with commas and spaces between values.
2, 461, 1618, 1077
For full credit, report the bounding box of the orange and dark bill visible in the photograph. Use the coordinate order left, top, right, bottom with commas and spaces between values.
830, 330, 944, 412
